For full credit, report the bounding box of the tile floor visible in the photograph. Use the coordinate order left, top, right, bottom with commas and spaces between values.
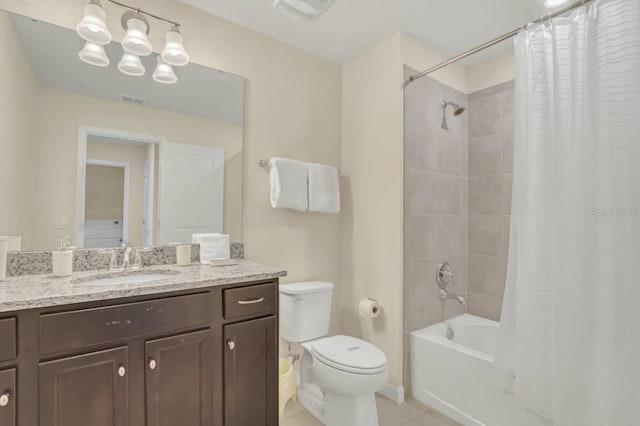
281, 395, 461, 426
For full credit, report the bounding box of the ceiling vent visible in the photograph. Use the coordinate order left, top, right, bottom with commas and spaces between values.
273, 0, 334, 21
121, 95, 146, 105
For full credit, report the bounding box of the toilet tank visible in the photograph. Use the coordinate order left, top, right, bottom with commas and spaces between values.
279, 281, 334, 343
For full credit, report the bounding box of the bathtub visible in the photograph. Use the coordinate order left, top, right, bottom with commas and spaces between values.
410, 314, 542, 426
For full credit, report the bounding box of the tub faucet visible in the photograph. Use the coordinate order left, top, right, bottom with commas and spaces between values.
439, 288, 467, 305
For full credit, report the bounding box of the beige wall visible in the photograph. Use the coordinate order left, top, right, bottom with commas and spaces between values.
341, 33, 406, 391
85, 164, 125, 221
467, 50, 516, 94
28, 87, 243, 249
402, 34, 469, 94
87, 141, 148, 247
0, 11, 37, 249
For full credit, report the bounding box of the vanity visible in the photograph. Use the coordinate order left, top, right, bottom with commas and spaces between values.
0, 261, 286, 426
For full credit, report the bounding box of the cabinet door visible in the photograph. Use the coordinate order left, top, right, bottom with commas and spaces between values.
0, 369, 15, 426
39, 347, 128, 426
224, 316, 277, 426
145, 329, 213, 426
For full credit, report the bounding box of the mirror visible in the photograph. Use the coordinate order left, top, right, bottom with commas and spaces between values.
0, 11, 244, 251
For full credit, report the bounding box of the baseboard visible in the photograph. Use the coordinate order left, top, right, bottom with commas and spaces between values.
377, 383, 405, 404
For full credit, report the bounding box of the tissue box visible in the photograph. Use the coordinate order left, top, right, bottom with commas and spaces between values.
192, 233, 230, 263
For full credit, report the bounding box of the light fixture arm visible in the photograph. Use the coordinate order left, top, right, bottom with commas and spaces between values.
104, 0, 181, 28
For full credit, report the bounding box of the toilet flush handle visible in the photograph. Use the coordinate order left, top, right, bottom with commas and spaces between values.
295, 296, 303, 303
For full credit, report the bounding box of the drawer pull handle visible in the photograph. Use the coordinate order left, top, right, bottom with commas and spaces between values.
118, 365, 126, 377
227, 340, 236, 350
238, 297, 264, 305
0, 392, 9, 407
149, 358, 157, 370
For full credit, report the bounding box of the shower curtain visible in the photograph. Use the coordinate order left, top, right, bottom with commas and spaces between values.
495, 0, 640, 425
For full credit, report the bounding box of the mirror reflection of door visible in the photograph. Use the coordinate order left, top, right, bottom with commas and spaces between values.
84, 162, 127, 248
82, 138, 156, 248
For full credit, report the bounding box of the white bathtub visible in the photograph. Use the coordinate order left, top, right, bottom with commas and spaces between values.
410, 314, 542, 426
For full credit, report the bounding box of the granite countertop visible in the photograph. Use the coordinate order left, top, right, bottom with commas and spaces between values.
0, 260, 287, 313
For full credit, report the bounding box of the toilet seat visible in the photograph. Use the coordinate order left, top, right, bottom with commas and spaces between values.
310, 335, 387, 375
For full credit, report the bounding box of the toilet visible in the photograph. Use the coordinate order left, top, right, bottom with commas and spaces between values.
279, 281, 388, 426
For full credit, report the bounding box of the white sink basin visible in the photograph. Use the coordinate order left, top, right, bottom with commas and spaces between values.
73, 270, 178, 286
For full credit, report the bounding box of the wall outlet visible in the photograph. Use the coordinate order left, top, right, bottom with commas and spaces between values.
52, 216, 69, 229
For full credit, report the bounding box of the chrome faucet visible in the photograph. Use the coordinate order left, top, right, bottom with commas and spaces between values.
102, 244, 150, 272
438, 288, 467, 305
436, 262, 467, 305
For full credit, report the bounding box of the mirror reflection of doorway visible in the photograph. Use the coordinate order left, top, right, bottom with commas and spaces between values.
84, 161, 128, 248
80, 136, 157, 249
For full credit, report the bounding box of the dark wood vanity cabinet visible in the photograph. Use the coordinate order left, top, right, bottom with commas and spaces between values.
0, 368, 16, 426
145, 330, 214, 426
39, 347, 129, 426
3, 279, 279, 426
223, 316, 278, 426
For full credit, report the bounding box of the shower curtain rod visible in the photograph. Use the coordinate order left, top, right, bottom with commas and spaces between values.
404, 0, 595, 87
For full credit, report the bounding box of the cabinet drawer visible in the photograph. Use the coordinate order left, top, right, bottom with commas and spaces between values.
0, 369, 15, 426
40, 293, 211, 355
223, 283, 276, 320
0, 318, 16, 362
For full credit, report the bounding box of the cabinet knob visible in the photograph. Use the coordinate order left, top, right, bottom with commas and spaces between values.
0, 392, 10, 407
149, 358, 157, 370
227, 340, 236, 350
118, 365, 126, 377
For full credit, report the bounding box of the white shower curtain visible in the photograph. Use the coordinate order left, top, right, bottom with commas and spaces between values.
496, 0, 640, 425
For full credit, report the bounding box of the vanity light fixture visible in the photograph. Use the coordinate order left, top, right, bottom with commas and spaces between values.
76, 0, 112, 45
161, 25, 190, 67
117, 52, 145, 76
121, 11, 152, 56
152, 56, 177, 84
273, 0, 335, 20
78, 41, 110, 67
75, 0, 189, 83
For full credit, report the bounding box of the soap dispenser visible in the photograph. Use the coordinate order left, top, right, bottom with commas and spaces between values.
52, 237, 73, 277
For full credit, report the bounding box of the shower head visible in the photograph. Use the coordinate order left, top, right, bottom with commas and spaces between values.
440, 100, 466, 130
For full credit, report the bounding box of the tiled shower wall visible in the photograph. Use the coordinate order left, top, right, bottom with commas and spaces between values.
403, 67, 468, 393
402, 69, 514, 394
467, 81, 514, 321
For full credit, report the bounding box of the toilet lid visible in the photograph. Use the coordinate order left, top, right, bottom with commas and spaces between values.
311, 335, 387, 374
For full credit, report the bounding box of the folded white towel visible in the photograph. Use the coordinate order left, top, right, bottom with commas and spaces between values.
192, 233, 230, 263
306, 162, 340, 214
269, 158, 308, 211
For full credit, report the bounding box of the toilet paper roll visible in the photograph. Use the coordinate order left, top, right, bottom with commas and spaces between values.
358, 298, 381, 318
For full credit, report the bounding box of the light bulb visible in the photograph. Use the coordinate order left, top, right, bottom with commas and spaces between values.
76, 0, 112, 45
153, 56, 177, 84
161, 26, 189, 67
78, 41, 110, 67
118, 52, 145, 76
121, 14, 152, 56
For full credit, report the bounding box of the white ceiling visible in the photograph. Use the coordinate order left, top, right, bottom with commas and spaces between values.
10, 13, 244, 123
179, 0, 551, 65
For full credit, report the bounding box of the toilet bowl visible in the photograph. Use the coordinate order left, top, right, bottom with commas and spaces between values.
279, 282, 388, 426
